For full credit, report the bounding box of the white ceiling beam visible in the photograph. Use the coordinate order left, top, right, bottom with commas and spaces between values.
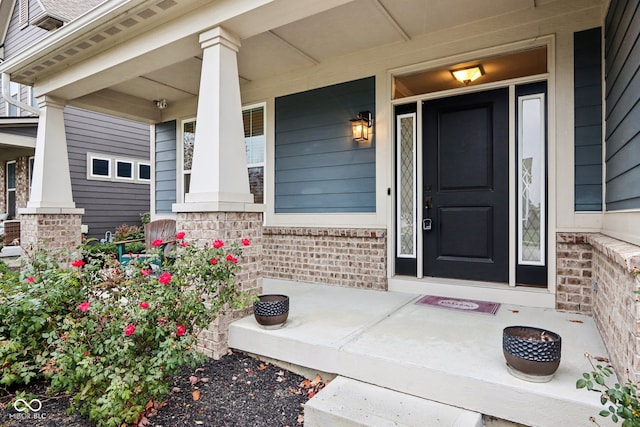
372, 0, 410, 42
69, 89, 161, 124
268, 30, 320, 65
139, 76, 198, 97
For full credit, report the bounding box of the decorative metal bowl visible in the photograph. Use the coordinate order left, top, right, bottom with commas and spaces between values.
253, 294, 289, 329
503, 326, 561, 382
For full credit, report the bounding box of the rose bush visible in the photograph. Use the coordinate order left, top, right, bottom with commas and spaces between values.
0, 233, 254, 427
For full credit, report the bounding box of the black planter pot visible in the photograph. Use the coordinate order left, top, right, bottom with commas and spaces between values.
253, 294, 289, 329
503, 326, 562, 382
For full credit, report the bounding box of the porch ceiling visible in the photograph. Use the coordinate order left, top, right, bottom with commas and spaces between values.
1, 0, 591, 123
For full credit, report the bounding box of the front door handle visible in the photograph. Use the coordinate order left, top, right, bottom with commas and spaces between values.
425, 196, 432, 209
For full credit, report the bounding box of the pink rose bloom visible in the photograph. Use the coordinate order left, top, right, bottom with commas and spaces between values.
180, 241, 189, 247
140, 269, 151, 276
209, 257, 218, 265
176, 324, 186, 337
139, 301, 149, 309
124, 324, 136, 336
72, 259, 85, 268
242, 238, 250, 246
151, 239, 163, 247
213, 239, 224, 249
25, 276, 35, 283
175, 231, 186, 240
77, 302, 91, 312
158, 272, 172, 285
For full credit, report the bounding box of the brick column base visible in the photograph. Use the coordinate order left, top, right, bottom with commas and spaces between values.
176, 211, 263, 359
19, 213, 83, 252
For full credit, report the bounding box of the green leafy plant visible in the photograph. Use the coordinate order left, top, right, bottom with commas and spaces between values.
577, 352, 640, 426
114, 224, 144, 242
1, 233, 255, 427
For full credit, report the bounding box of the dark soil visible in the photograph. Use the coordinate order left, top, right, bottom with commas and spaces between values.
1, 351, 314, 427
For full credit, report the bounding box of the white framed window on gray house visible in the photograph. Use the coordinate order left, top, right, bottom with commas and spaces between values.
181, 119, 195, 200
116, 160, 134, 180
138, 163, 151, 181
179, 105, 266, 204
28, 87, 37, 109
6, 161, 16, 218
243, 103, 265, 204
87, 153, 149, 184
28, 156, 34, 196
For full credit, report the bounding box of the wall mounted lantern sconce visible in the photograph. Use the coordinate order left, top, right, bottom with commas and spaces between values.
350, 111, 372, 141
450, 65, 485, 85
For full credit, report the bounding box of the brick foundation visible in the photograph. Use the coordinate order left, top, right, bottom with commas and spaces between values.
19, 213, 83, 251
263, 227, 387, 290
589, 234, 640, 383
556, 232, 594, 313
176, 211, 263, 359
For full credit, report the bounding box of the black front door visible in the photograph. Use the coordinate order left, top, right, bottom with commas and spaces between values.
422, 89, 509, 282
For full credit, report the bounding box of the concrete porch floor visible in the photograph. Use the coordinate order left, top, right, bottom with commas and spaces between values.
229, 279, 615, 427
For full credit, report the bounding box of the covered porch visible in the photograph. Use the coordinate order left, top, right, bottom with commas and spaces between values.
230, 279, 613, 426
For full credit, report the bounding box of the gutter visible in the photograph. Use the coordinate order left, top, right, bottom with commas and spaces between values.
2, 73, 39, 115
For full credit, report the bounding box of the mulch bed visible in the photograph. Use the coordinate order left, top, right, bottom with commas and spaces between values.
1, 351, 321, 427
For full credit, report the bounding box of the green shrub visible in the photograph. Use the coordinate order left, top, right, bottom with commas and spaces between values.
0, 233, 254, 427
114, 224, 144, 242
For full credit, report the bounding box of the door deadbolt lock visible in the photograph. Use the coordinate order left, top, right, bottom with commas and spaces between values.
423, 218, 432, 231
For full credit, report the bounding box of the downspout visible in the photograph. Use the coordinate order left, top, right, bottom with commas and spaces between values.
2, 73, 39, 115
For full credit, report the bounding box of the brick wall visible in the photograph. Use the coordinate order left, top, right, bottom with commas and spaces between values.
589, 234, 640, 384
176, 211, 263, 359
19, 213, 83, 251
263, 227, 387, 290
556, 232, 593, 313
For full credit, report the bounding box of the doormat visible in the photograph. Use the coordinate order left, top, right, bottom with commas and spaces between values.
416, 295, 500, 315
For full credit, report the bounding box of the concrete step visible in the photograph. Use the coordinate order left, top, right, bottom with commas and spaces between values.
305, 376, 484, 427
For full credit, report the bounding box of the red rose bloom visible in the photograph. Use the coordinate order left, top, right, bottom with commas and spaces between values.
72, 259, 85, 268
176, 324, 186, 337
158, 272, 172, 285
151, 239, 163, 247
226, 254, 238, 264
242, 238, 250, 246
180, 241, 189, 247
124, 324, 136, 336
139, 301, 149, 309
175, 231, 186, 240
213, 239, 224, 249
25, 276, 35, 283
140, 269, 151, 276
77, 302, 91, 312
209, 257, 218, 265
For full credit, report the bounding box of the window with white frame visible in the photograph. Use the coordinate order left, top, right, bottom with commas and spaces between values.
181, 120, 195, 201
179, 106, 266, 203
243, 104, 265, 204
6, 161, 16, 218
29, 87, 37, 109
116, 160, 134, 180
138, 163, 151, 181
28, 156, 34, 196
87, 153, 149, 184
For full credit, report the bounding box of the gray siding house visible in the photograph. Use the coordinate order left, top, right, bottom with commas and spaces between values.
0, 0, 150, 240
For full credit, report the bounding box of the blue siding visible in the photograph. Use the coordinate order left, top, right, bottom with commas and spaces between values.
574, 27, 603, 212
605, 0, 640, 210
155, 121, 176, 214
274, 77, 376, 213
4, 0, 47, 59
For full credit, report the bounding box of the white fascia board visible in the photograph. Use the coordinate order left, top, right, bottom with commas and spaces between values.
0, 0, 147, 74
0, 133, 36, 148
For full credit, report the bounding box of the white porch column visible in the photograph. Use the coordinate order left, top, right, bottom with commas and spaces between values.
25, 96, 79, 212
19, 95, 84, 250
176, 26, 256, 212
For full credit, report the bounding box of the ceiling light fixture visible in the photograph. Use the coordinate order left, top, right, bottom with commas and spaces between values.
450, 65, 485, 85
